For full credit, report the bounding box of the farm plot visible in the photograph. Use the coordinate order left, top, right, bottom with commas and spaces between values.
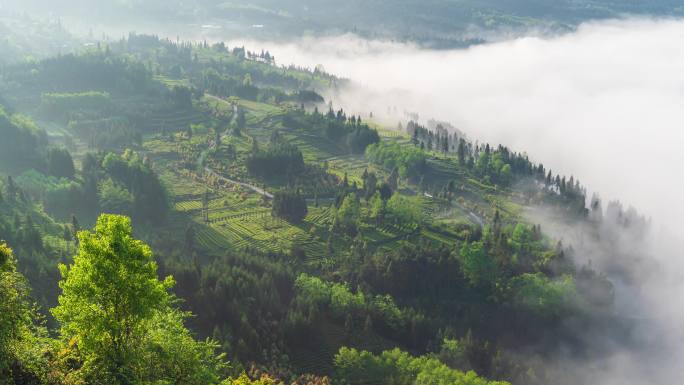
325, 155, 369, 185
287, 132, 345, 160
195, 225, 234, 252
175, 200, 202, 212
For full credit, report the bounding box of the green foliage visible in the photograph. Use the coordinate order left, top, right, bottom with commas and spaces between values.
41, 91, 112, 117
508, 223, 532, 252
459, 241, 499, 287
246, 142, 304, 180
21, 52, 153, 94
166, 250, 293, 364
0, 108, 47, 171
98, 178, 134, 216
14, 149, 167, 224
16, 169, 83, 218
236, 107, 246, 131
230, 373, 276, 385
168, 86, 193, 109
0, 243, 53, 384
334, 347, 509, 385
0, 243, 30, 374
140, 309, 231, 385
386, 193, 423, 225
292, 274, 410, 337
46, 147, 75, 179
336, 194, 360, 236
366, 141, 427, 180
369, 295, 405, 333
52, 215, 174, 382
330, 281, 366, 318
283, 108, 379, 154
368, 192, 385, 223
0, 33, 628, 385
323, 110, 379, 153
295, 90, 324, 103
437, 338, 467, 369
68, 117, 141, 150
293, 273, 331, 312
196, 48, 323, 102
510, 274, 577, 317
294, 274, 368, 319
272, 190, 308, 223
361, 170, 378, 200
101, 151, 169, 223
476, 152, 512, 186
361, 241, 457, 294
51, 214, 228, 384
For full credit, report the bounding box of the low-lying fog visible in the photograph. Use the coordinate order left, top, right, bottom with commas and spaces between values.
220, 18, 684, 385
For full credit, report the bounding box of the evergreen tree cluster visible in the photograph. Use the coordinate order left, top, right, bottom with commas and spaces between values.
272, 190, 308, 223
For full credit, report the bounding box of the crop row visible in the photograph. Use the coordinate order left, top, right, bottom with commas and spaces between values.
196, 227, 233, 252
206, 209, 270, 224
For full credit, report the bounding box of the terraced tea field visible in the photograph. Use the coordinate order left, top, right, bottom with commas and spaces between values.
141, 93, 513, 263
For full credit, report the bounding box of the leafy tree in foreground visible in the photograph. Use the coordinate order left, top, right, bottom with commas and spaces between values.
52, 214, 229, 385
0, 243, 51, 384
0, 243, 31, 377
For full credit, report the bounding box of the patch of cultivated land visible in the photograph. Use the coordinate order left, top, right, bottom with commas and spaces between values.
142, 93, 524, 265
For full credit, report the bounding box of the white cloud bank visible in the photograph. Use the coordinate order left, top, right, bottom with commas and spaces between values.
224, 18, 684, 385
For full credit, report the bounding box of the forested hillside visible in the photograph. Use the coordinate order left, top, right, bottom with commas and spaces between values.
0, 34, 650, 385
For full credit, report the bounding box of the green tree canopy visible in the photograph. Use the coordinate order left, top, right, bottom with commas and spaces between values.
51, 214, 228, 384
460, 241, 499, 287
337, 194, 361, 236
0, 240, 61, 384
52, 215, 173, 382
272, 190, 308, 223
0, 243, 31, 376
386, 193, 423, 226
334, 347, 509, 385
47, 147, 76, 179
510, 273, 577, 318
98, 178, 134, 216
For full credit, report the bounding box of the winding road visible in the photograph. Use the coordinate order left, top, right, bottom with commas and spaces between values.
201, 96, 275, 198
204, 166, 274, 199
